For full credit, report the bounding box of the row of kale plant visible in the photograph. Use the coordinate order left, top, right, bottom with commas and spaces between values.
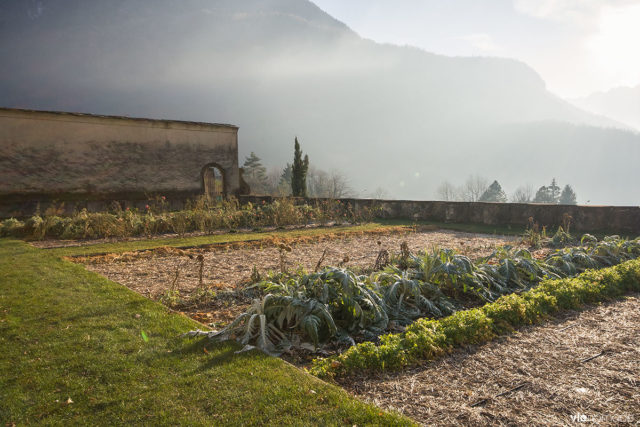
186, 234, 640, 359
0, 198, 372, 240
310, 255, 640, 379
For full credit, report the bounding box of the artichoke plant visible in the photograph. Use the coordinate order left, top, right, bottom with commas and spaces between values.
187, 234, 640, 355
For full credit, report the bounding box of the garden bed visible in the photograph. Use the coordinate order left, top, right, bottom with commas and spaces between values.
79, 229, 521, 327
341, 294, 640, 426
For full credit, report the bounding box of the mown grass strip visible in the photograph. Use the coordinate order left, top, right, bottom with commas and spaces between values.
394, 219, 526, 236
310, 258, 640, 379
47, 223, 409, 257
0, 239, 414, 425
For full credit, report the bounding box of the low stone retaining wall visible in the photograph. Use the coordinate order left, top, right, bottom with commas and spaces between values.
1, 193, 638, 235
239, 196, 640, 235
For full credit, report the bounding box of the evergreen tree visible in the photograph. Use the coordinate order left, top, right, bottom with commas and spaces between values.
533, 186, 552, 203
549, 178, 561, 203
478, 180, 507, 202
242, 152, 267, 194
291, 137, 309, 197
559, 184, 577, 205
533, 178, 562, 204
278, 163, 293, 195
243, 152, 267, 180
280, 163, 292, 187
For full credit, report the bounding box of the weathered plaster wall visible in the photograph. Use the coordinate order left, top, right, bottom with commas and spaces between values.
0, 190, 199, 218
0, 108, 239, 197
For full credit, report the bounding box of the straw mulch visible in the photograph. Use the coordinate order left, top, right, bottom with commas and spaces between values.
84, 230, 519, 291
82, 230, 520, 324
340, 295, 640, 426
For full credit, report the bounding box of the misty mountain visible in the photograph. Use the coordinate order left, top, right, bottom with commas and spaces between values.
571, 85, 640, 132
1, 0, 639, 205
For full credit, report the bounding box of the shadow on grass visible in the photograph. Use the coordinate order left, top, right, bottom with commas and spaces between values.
165, 336, 258, 372
175, 335, 276, 374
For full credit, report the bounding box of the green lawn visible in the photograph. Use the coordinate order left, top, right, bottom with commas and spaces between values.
0, 239, 413, 425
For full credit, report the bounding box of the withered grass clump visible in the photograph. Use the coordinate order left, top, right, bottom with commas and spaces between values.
0, 197, 373, 241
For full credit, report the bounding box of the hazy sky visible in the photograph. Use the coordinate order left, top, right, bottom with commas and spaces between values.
313, 0, 640, 98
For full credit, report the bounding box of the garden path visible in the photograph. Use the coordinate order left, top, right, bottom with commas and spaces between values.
341, 295, 640, 426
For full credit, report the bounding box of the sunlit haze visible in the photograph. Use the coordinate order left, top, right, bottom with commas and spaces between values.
1, 0, 639, 205
313, 0, 640, 98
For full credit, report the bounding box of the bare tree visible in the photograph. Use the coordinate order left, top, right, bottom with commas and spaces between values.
367, 186, 389, 200
263, 167, 286, 196
460, 175, 489, 202
329, 170, 355, 198
436, 181, 459, 201
307, 167, 328, 198
511, 184, 534, 203
307, 167, 355, 198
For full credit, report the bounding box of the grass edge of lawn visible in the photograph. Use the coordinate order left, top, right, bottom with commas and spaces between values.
0, 238, 415, 426
45, 222, 412, 257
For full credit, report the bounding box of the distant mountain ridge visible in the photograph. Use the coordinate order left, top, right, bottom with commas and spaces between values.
1, 0, 639, 205
0, 0, 613, 127
571, 85, 640, 132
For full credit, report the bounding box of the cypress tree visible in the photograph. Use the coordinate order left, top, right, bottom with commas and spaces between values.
291, 137, 309, 197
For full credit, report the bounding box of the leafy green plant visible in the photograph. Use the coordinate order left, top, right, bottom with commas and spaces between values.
551, 226, 573, 247
302, 268, 388, 335
522, 217, 543, 247
310, 257, 640, 379
0, 218, 24, 237
377, 273, 449, 324
160, 289, 183, 308
190, 234, 640, 357
186, 294, 336, 355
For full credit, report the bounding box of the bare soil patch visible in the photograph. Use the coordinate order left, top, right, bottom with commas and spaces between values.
341, 295, 640, 426
82, 229, 520, 326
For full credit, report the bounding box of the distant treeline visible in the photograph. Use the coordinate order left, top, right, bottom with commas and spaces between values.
243, 145, 577, 205
437, 176, 577, 205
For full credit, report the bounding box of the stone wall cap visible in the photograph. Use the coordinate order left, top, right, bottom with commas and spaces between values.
0, 107, 239, 130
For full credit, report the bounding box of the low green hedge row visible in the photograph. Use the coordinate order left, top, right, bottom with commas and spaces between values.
309, 258, 640, 379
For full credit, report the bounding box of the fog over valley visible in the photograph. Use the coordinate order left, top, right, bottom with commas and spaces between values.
1, 0, 639, 205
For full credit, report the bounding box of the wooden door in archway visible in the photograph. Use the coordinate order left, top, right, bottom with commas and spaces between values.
203, 165, 224, 202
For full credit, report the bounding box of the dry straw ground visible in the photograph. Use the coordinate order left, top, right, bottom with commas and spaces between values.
341, 295, 640, 426
82, 230, 520, 324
